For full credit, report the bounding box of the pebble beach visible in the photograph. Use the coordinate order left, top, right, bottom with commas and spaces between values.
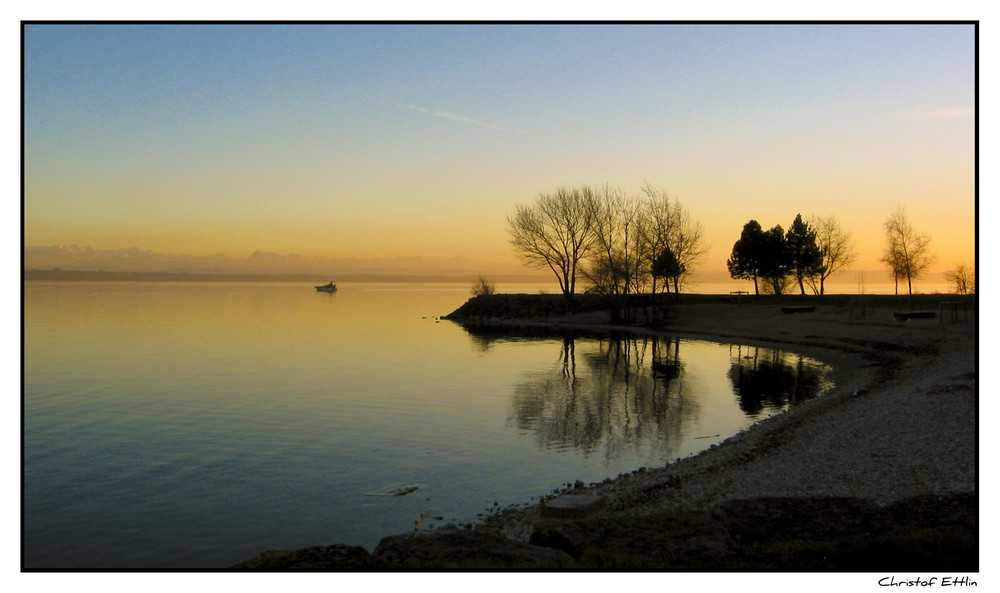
478, 300, 977, 541
235, 296, 978, 571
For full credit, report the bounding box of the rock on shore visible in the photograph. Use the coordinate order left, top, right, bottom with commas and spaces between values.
233, 492, 975, 570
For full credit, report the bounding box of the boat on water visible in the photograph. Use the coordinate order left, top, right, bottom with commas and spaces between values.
315, 282, 337, 293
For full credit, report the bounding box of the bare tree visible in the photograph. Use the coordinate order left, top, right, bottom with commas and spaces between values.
639, 183, 707, 294
670, 208, 708, 293
880, 206, 934, 295
945, 263, 975, 295
808, 215, 857, 295
638, 184, 674, 296
507, 187, 598, 297
470, 275, 496, 296
586, 184, 646, 296
881, 241, 907, 295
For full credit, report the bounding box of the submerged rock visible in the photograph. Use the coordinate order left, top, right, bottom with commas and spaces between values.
365, 483, 424, 497
539, 494, 606, 519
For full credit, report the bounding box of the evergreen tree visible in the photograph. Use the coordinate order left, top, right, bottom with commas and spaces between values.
651, 246, 683, 294
727, 220, 766, 295
759, 225, 791, 295
785, 214, 825, 294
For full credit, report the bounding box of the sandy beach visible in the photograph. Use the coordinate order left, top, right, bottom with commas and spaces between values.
235, 297, 977, 570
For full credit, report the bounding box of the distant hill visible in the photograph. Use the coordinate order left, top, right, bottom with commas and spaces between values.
23, 269, 550, 283
22, 244, 548, 281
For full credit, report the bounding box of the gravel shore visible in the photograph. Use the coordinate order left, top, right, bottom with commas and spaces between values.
477, 301, 977, 542
235, 298, 977, 571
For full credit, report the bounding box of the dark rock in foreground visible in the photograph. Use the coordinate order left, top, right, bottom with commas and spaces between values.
372, 529, 576, 569
530, 509, 734, 568
231, 544, 378, 570
232, 493, 976, 570
232, 528, 575, 570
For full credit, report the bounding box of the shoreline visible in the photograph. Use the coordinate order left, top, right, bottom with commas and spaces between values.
477, 301, 975, 520
235, 298, 977, 570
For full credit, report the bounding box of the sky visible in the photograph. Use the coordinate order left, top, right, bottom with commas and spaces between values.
23, 22, 976, 282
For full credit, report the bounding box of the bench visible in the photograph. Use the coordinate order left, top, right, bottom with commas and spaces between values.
893, 311, 936, 321
781, 306, 816, 314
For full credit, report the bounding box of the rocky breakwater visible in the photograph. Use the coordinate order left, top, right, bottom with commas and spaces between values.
442, 293, 611, 324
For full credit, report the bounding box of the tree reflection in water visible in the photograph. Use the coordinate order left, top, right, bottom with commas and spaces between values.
457, 326, 830, 465
727, 344, 830, 416
506, 333, 698, 464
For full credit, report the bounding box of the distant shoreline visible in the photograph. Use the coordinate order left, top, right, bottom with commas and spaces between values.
21, 268, 549, 284
23, 268, 964, 296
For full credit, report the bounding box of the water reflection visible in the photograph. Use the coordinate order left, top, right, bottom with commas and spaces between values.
458, 326, 831, 464
506, 334, 698, 463
459, 325, 577, 353
727, 345, 830, 416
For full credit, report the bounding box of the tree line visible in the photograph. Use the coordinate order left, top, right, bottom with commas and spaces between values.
509, 187, 972, 297
506, 183, 707, 299
726, 214, 855, 295
727, 206, 955, 296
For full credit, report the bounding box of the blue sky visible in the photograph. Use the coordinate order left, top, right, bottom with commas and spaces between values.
23, 22, 976, 278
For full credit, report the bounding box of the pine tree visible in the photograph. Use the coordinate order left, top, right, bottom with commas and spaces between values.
785, 214, 825, 295
727, 220, 766, 295
651, 246, 683, 294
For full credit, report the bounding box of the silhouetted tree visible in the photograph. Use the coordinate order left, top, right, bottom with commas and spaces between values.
669, 210, 708, 294
586, 184, 646, 297
651, 246, 683, 295
759, 225, 791, 295
785, 214, 825, 295
728, 220, 767, 295
471, 275, 496, 296
508, 187, 598, 297
639, 183, 708, 294
945, 263, 975, 295
729, 221, 791, 295
880, 206, 934, 295
809, 214, 856, 295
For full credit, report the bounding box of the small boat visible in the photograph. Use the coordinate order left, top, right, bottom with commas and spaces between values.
315, 282, 337, 293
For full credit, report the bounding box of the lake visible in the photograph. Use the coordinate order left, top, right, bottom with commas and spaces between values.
23, 281, 832, 568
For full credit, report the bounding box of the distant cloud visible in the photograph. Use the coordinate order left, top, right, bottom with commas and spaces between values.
399, 103, 536, 135
895, 108, 975, 121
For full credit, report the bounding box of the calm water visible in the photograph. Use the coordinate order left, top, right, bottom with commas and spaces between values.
23, 281, 832, 569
